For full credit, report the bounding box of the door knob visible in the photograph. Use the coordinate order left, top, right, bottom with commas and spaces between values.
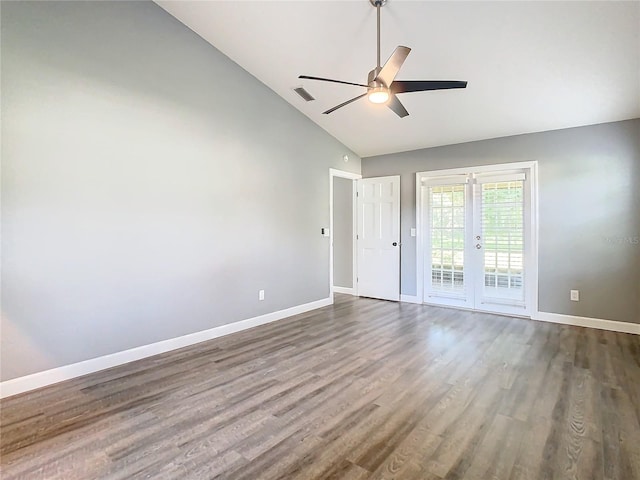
476, 244, 482, 249
392, 242, 398, 246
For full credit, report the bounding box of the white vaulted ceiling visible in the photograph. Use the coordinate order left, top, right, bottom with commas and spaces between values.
156, 1, 640, 157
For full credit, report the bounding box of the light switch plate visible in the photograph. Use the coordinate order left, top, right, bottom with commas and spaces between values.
410, 228, 416, 237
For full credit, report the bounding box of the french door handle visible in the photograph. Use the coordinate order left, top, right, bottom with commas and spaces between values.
476, 244, 482, 249
476, 235, 481, 240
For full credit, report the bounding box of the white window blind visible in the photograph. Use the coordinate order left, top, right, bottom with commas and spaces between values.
428, 183, 466, 295
479, 180, 525, 303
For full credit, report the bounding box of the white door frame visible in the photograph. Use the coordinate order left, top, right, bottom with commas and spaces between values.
416, 161, 539, 317
330, 168, 361, 296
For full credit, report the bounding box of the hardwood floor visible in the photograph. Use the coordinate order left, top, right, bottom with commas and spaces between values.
1, 294, 639, 479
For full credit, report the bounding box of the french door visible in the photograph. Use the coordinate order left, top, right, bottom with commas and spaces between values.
419, 164, 536, 316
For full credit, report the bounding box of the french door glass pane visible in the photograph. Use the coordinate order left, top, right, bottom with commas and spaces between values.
429, 185, 465, 293
480, 180, 524, 302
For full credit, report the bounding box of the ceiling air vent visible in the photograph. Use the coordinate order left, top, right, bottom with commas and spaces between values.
293, 87, 315, 102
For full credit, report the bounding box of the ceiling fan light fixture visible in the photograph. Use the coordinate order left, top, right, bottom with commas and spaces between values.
368, 86, 390, 104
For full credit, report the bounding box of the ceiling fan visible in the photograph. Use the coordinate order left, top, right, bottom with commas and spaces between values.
299, 0, 467, 118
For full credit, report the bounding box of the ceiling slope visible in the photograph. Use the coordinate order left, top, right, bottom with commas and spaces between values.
156, 1, 640, 157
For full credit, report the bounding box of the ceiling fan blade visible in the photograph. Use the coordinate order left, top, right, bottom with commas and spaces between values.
299, 75, 368, 88
375, 46, 411, 87
387, 95, 409, 118
391, 80, 468, 94
323, 93, 368, 114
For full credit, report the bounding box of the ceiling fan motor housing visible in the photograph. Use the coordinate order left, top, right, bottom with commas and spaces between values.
368, 67, 384, 89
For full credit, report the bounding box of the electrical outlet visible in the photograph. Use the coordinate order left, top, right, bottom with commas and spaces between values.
410, 228, 416, 237
570, 290, 579, 302
259, 289, 265, 301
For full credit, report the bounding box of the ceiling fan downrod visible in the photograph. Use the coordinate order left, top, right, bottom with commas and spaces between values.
370, 0, 387, 69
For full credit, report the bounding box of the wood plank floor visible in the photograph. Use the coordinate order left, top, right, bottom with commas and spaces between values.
1, 294, 639, 479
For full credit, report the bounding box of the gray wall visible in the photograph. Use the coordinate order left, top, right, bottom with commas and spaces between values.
362, 120, 640, 324
333, 176, 353, 289
0, 1, 360, 381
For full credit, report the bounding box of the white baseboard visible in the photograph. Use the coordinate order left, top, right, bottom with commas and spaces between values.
333, 286, 355, 295
393, 298, 639, 335
0, 296, 333, 399
400, 294, 421, 304
533, 311, 640, 335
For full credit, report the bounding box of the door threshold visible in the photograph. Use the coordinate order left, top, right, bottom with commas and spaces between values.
421, 301, 531, 319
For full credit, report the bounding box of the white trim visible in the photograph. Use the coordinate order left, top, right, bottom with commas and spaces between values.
333, 286, 355, 295
329, 168, 361, 297
329, 168, 361, 181
408, 301, 639, 334
400, 294, 421, 304
528, 162, 540, 320
0, 297, 333, 399
417, 161, 539, 178
416, 173, 424, 304
351, 178, 359, 296
329, 172, 334, 296
533, 311, 640, 335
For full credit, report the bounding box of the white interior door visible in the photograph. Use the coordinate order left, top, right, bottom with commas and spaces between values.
420, 165, 536, 316
357, 176, 400, 301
